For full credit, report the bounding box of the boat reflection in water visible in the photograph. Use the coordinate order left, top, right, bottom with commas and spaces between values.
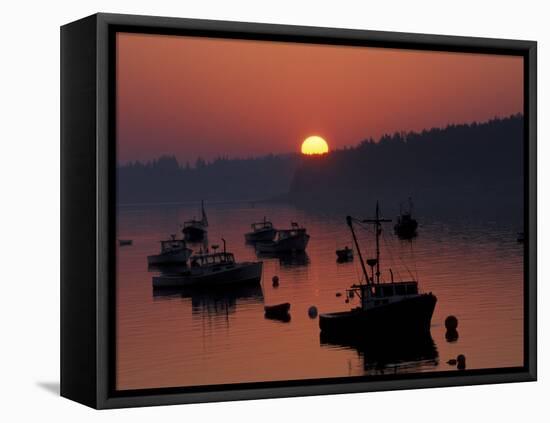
153, 281, 264, 317
320, 331, 438, 374
256, 251, 310, 267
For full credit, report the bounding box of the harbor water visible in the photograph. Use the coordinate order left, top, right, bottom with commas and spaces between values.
116, 201, 524, 390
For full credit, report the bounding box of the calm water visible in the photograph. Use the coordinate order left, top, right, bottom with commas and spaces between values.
116, 201, 524, 390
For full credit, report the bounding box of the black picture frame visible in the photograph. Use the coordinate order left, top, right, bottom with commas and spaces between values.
60, 12, 537, 409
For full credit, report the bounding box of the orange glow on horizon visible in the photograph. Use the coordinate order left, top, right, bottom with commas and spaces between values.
301, 136, 329, 155
117, 33, 523, 163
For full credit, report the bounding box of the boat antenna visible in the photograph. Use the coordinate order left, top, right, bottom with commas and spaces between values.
346, 216, 369, 286
363, 201, 391, 283
222, 238, 226, 254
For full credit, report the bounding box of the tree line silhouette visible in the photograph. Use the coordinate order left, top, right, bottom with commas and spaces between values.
117, 153, 300, 204
118, 115, 523, 218
289, 114, 523, 217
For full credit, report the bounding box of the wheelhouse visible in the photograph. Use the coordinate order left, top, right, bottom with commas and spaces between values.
190, 252, 236, 267
348, 281, 420, 309
372, 282, 418, 297
251, 221, 273, 231
275, 223, 307, 241
184, 219, 204, 228
160, 237, 187, 253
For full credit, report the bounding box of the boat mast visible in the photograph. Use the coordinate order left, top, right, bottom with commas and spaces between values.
363, 201, 391, 283
375, 203, 381, 282
346, 216, 369, 285
201, 200, 208, 227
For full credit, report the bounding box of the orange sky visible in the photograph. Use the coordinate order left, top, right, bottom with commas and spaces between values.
116, 32, 523, 164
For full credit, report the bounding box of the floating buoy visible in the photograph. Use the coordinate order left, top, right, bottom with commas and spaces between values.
335, 292, 342, 297
445, 315, 458, 331
272, 275, 279, 287
457, 354, 466, 370
345, 298, 350, 303
308, 306, 318, 319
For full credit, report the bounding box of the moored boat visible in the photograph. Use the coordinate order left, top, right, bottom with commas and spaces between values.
336, 246, 353, 262
245, 218, 277, 242
255, 222, 310, 254
182, 200, 208, 241
152, 240, 262, 288
147, 234, 193, 266
394, 197, 418, 239
319, 203, 437, 338
264, 302, 291, 320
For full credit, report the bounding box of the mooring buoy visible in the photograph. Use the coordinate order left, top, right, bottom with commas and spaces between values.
445, 315, 458, 331
308, 306, 318, 319
272, 275, 279, 287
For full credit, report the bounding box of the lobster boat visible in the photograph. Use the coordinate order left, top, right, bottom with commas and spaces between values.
255, 222, 310, 254
319, 203, 436, 338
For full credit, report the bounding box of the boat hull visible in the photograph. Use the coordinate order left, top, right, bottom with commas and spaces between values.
394, 221, 418, 239
245, 228, 277, 243
256, 234, 310, 254
320, 329, 438, 372
147, 249, 192, 266
264, 302, 291, 322
319, 293, 437, 337
264, 302, 291, 316
153, 261, 263, 288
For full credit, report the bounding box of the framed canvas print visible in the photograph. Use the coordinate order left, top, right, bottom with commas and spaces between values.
60, 13, 537, 409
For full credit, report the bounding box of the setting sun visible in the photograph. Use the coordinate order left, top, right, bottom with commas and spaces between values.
301, 136, 329, 155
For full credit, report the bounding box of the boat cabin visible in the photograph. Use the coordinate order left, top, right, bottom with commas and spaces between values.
184, 219, 205, 228
349, 281, 419, 310
183, 201, 209, 229
275, 224, 307, 241
251, 221, 273, 231
190, 252, 236, 268
397, 213, 413, 224
160, 237, 187, 253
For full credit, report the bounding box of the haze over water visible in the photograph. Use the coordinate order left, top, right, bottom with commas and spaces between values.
116, 201, 523, 390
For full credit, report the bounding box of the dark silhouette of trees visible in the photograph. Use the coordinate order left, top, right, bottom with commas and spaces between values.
288, 114, 523, 217
117, 153, 300, 204
117, 115, 523, 218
